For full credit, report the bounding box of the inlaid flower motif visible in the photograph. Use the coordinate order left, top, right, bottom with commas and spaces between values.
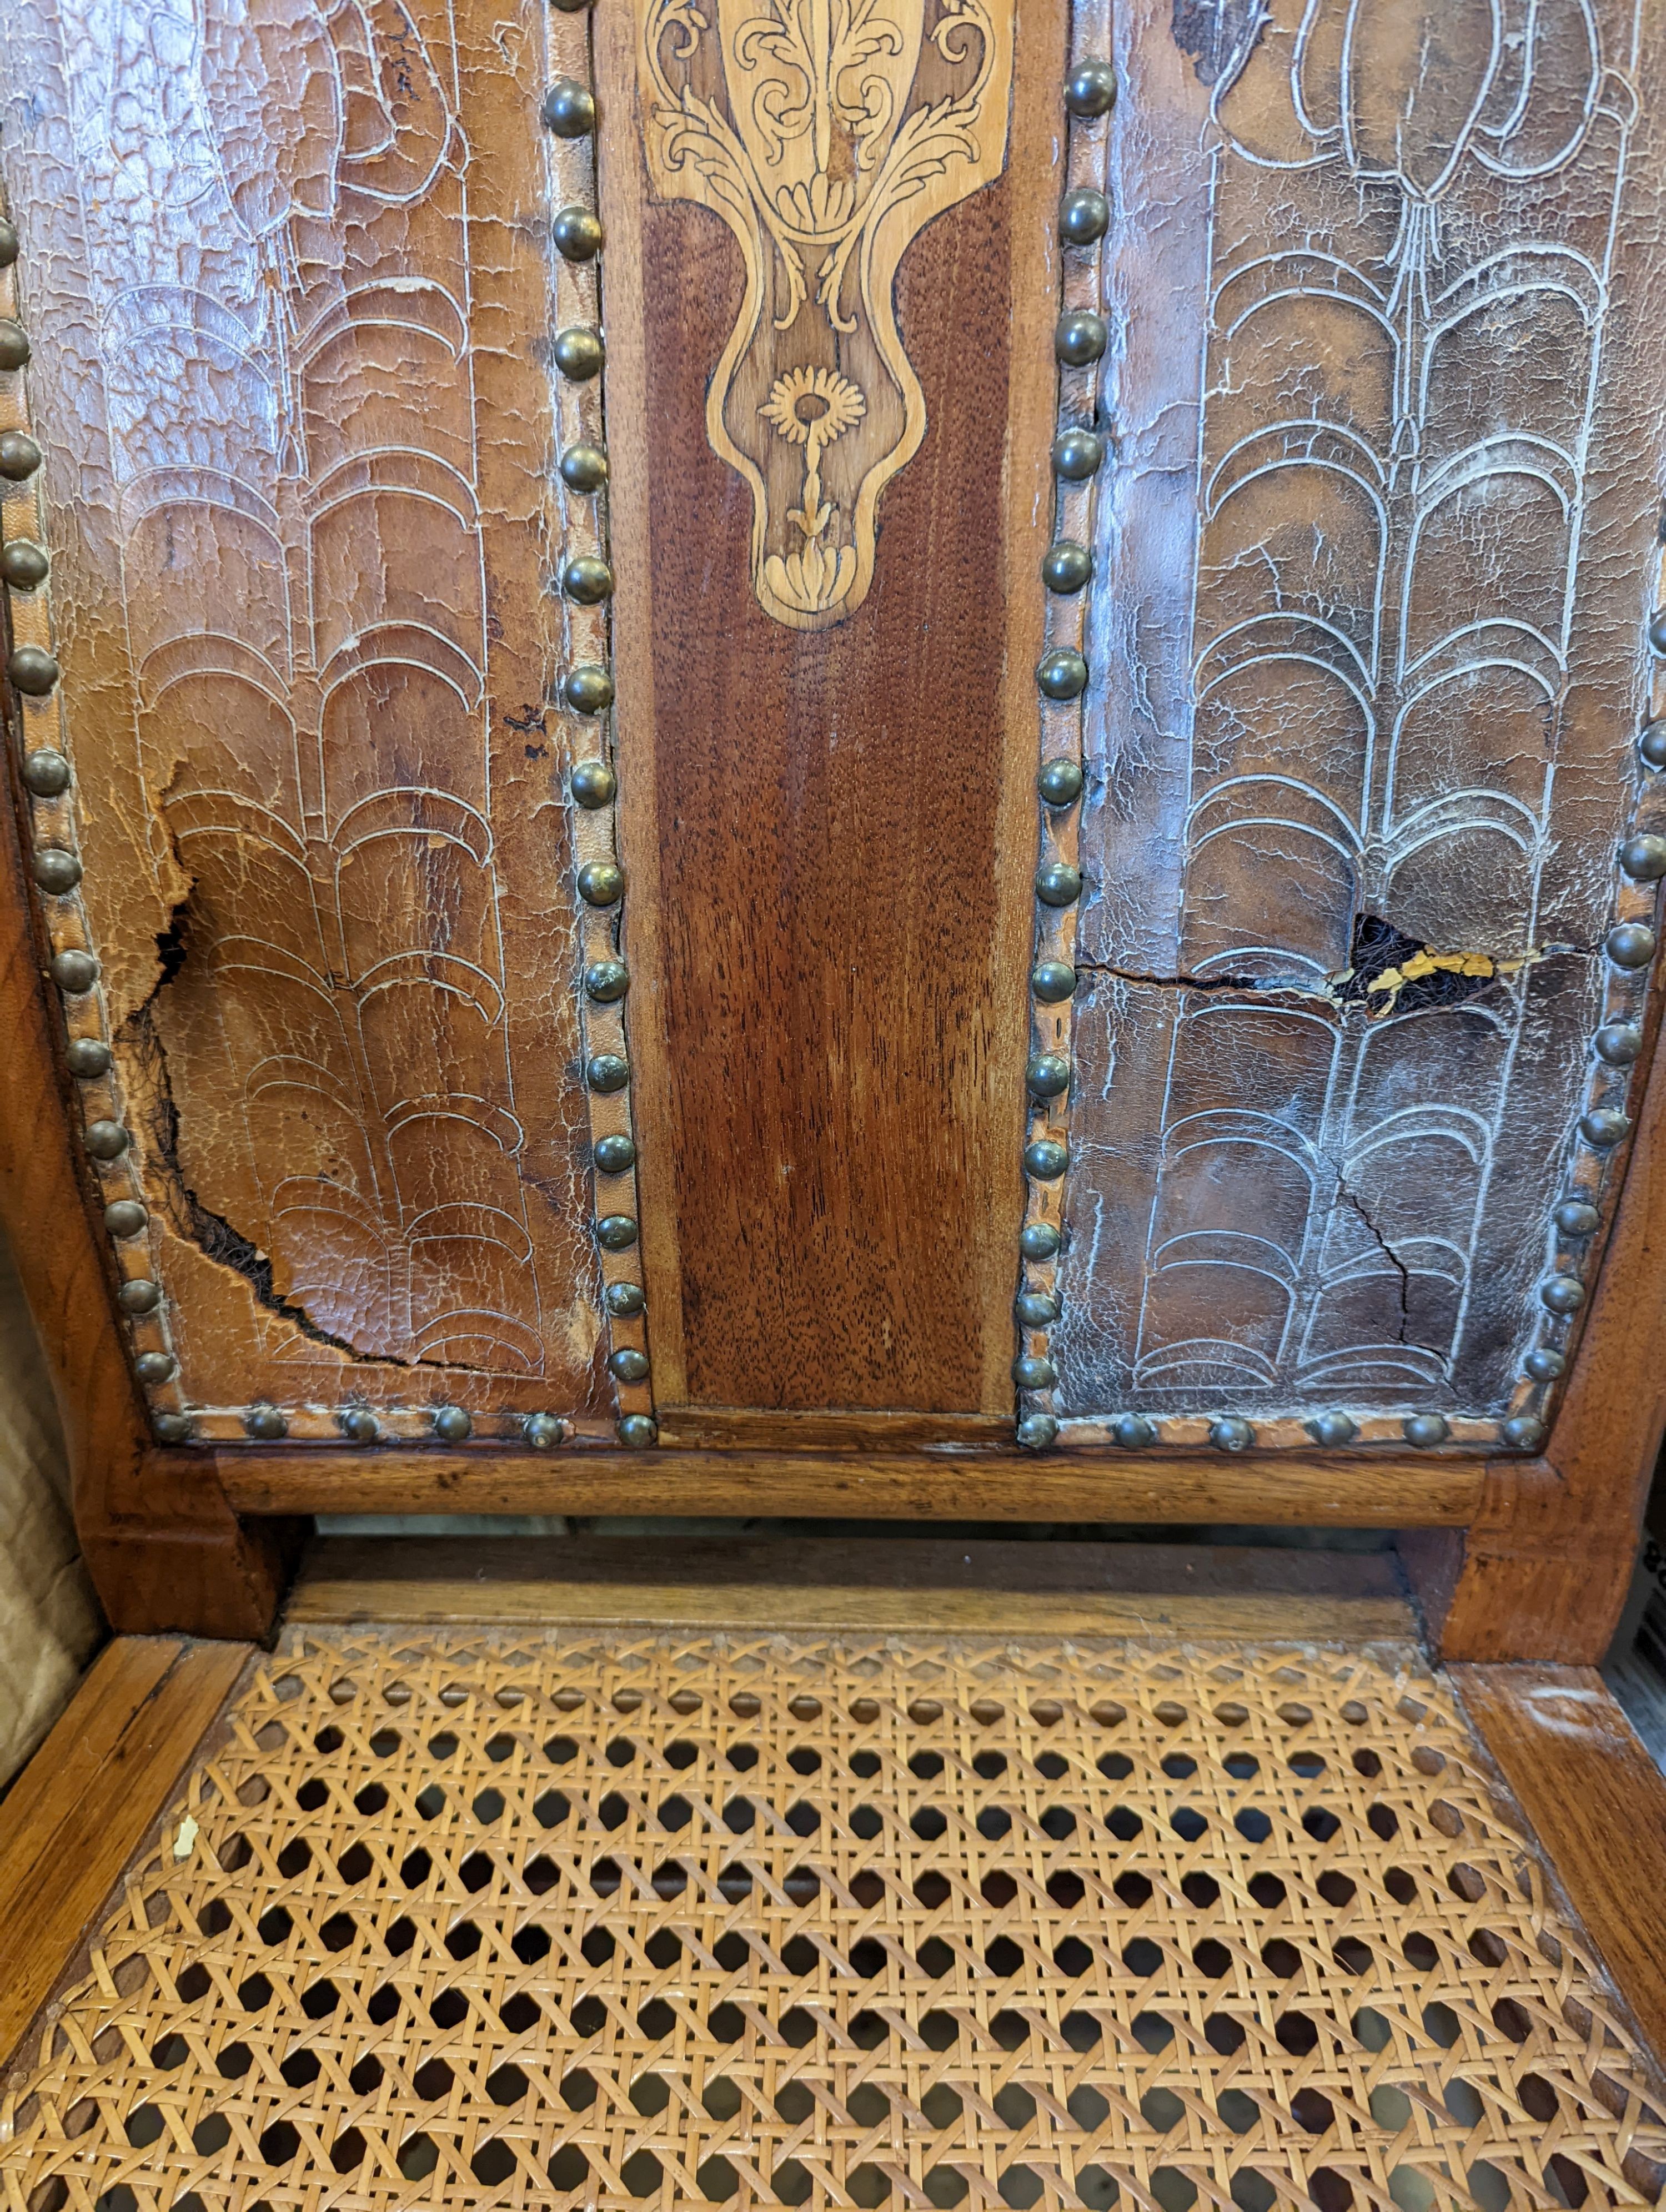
759, 365, 866, 450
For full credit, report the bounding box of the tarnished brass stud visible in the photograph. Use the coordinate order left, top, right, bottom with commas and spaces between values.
553, 205, 604, 260
563, 554, 614, 604
1037, 758, 1083, 807
1016, 1289, 1060, 1328
610, 1346, 650, 1383
1059, 188, 1110, 246
118, 1277, 161, 1314
84, 1119, 128, 1160
135, 1351, 176, 1385
1594, 1021, 1643, 1064
0, 430, 42, 481
554, 325, 605, 380
1, 540, 47, 590
618, 1413, 658, 1446
586, 1052, 629, 1093
433, 1405, 472, 1442
1403, 1412, 1448, 1447
1020, 1221, 1060, 1260
1017, 1412, 1058, 1450
1112, 1412, 1155, 1449
20, 746, 68, 793
524, 1412, 564, 1448
1539, 1272, 1585, 1315
1553, 1199, 1600, 1236
1606, 921, 1657, 968
51, 949, 97, 992
564, 663, 615, 713
1023, 1137, 1068, 1179
0, 320, 28, 371
578, 859, 624, 906
598, 1213, 639, 1250
1036, 860, 1083, 907
0, 219, 17, 268
594, 1133, 636, 1174
1063, 58, 1116, 115
244, 1404, 287, 1440
1042, 541, 1092, 594
1210, 1416, 1253, 1452
8, 645, 58, 695
1032, 961, 1077, 1002
605, 1281, 646, 1316
67, 1038, 111, 1078
561, 444, 609, 492
1051, 429, 1104, 481
541, 79, 596, 136
1500, 1414, 1544, 1450
339, 1407, 380, 1444
33, 849, 81, 894
571, 758, 616, 808
1307, 1411, 1356, 1445
1027, 1052, 1071, 1098
1649, 607, 1666, 655
585, 958, 629, 1002
1037, 648, 1088, 700
154, 1412, 193, 1445
104, 1199, 147, 1236
1013, 1353, 1057, 1390
1621, 832, 1666, 881
1524, 1347, 1565, 1381
1642, 721, 1666, 770
1580, 1105, 1630, 1147
1054, 313, 1107, 369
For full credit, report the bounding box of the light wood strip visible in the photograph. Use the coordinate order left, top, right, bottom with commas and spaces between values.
0, 1636, 250, 2067
289, 1535, 1414, 1641
1452, 1662, 1666, 2065
212, 1445, 1487, 1525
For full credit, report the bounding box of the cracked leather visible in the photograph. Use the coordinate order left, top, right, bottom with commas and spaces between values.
1058, 0, 1666, 1420
0, 0, 611, 1419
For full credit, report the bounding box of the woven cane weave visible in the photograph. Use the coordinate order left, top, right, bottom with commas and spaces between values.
2, 1628, 1663, 2212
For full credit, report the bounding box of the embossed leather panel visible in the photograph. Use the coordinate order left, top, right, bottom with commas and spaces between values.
1053, 0, 1666, 1430
1, 0, 614, 1432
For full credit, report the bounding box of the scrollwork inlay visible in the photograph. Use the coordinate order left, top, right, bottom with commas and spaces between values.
635, 0, 1014, 626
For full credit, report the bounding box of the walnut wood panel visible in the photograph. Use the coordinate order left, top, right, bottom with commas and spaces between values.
1052, 0, 1666, 1438
595, 0, 1058, 1415
0, 0, 616, 1435
209, 1439, 1487, 1524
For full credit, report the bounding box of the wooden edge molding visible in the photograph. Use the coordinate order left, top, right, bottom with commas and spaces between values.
1451, 1662, 1666, 2072
202, 1443, 1488, 1526
287, 1533, 1415, 1643
0, 1636, 250, 2071
1408, 1009, 1666, 1664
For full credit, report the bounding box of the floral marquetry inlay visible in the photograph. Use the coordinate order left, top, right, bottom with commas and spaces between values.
635, 0, 1015, 626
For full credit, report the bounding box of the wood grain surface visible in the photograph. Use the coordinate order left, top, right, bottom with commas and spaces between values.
1453, 1662, 1666, 2069
0, 1636, 248, 2068
209, 1440, 1485, 1524
596, 0, 1061, 1415
289, 1532, 1413, 1640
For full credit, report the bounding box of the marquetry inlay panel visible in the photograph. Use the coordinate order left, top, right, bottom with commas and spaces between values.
633, 0, 1016, 627
4, 1628, 1664, 2209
